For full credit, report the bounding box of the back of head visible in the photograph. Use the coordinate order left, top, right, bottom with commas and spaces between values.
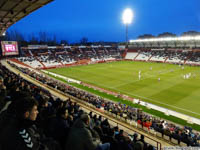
108, 128, 115, 137
147, 145, 154, 150
73, 113, 90, 128
119, 129, 124, 135
133, 133, 138, 139
140, 134, 144, 140
57, 107, 68, 117
134, 141, 144, 150
80, 113, 90, 125
38, 97, 48, 108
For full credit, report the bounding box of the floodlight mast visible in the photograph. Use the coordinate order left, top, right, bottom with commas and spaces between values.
122, 8, 133, 47
126, 24, 128, 46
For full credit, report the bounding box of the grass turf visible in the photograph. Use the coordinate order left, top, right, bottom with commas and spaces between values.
47, 61, 200, 120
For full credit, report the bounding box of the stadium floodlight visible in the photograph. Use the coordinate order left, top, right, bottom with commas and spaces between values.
2, 31, 6, 36
122, 8, 133, 46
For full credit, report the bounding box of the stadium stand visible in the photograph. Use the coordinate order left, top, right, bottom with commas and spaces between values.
0, 60, 165, 150
149, 51, 166, 62
125, 52, 139, 60
125, 48, 200, 66
2, 35, 200, 150
17, 46, 122, 69
135, 51, 151, 61
1, 60, 199, 149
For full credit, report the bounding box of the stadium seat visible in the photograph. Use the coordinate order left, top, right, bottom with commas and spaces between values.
121, 117, 126, 122
163, 135, 170, 141
171, 138, 178, 145
143, 127, 149, 133
104, 110, 109, 115
91, 105, 96, 109
112, 113, 116, 118
149, 129, 156, 136
180, 142, 187, 147
126, 119, 130, 124
156, 132, 162, 138
86, 103, 90, 107
129, 121, 133, 126
132, 121, 137, 127
117, 115, 121, 120
137, 123, 142, 129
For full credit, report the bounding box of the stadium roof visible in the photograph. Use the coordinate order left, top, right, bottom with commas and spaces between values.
0, 0, 54, 36
129, 36, 200, 48
130, 36, 200, 43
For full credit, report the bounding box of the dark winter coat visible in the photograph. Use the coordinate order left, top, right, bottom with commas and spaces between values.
0, 117, 59, 150
65, 118, 101, 150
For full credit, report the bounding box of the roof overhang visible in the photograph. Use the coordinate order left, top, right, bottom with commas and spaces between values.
130, 36, 200, 43
0, 0, 54, 36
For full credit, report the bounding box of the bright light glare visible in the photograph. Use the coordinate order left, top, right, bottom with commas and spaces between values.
2, 31, 6, 36
122, 8, 133, 24
130, 35, 200, 43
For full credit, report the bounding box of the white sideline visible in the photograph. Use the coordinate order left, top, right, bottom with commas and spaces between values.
62, 67, 200, 117
46, 70, 200, 125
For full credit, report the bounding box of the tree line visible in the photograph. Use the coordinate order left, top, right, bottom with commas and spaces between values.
0, 30, 120, 47
1, 30, 200, 47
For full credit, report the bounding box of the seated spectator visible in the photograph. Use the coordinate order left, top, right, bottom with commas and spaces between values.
130, 133, 139, 149
133, 141, 144, 150
115, 129, 125, 142
65, 113, 110, 150
101, 118, 110, 133
137, 134, 147, 150
48, 107, 70, 149
36, 97, 50, 129
0, 94, 61, 150
104, 128, 119, 150
0, 76, 7, 111
94, 120, 105, 142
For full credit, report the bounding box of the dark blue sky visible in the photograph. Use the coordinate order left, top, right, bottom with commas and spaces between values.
9, 0, 200, 43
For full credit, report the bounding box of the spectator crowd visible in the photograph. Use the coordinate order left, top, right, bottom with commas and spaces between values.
1, 61, 199, 149
0, 61, 160, 150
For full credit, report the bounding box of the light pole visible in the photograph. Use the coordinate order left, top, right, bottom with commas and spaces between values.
122, 8, 133, 47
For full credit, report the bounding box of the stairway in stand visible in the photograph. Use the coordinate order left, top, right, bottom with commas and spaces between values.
35, 56, 46, 68
9, 58, 31, 68
134, 52, 140, 60
164, 57, 168, 63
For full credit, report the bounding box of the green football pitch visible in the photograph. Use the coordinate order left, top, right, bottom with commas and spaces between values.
47, 61, 200, 119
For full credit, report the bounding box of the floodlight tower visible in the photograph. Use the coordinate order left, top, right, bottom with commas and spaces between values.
122, 8, 133, 47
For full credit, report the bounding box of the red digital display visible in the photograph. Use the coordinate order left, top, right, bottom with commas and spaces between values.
1, 41, 19, 56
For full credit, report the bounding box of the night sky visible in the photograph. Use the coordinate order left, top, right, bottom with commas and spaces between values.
8, 0, 200, 43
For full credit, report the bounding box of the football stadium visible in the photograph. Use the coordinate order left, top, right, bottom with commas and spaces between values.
0, 0, 200, 150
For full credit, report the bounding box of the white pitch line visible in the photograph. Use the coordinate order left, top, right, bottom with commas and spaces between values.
109, 87, 200, 116
112, 67, 179, 88
50, 67, 200, 117
53, 71, 200, 117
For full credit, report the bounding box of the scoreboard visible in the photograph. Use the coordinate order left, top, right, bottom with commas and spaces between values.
1, 41, 19, 56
